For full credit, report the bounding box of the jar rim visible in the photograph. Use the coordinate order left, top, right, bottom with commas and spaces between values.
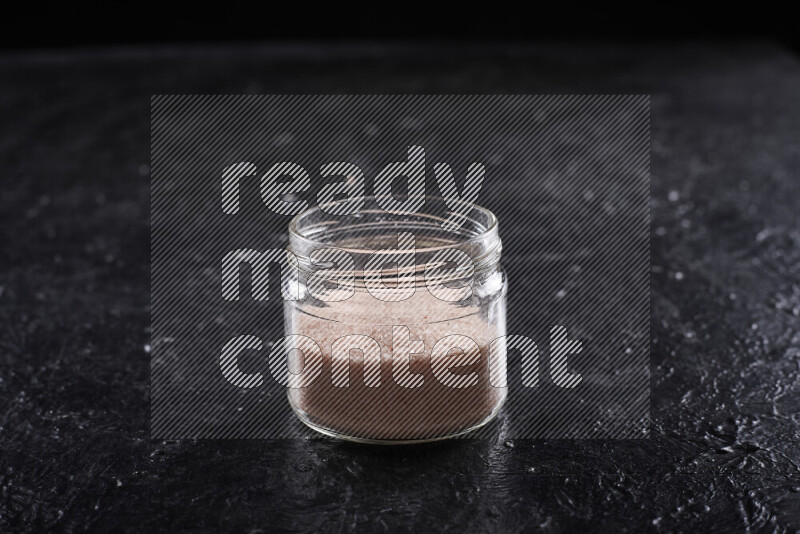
288, 196, 498, 255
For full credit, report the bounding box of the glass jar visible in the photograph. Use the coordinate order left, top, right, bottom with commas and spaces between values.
283, 197, 506, 443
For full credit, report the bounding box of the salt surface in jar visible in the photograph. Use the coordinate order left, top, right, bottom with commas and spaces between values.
284, 198, 506, 443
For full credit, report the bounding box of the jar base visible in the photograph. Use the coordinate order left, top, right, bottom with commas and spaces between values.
289, 400, 505, 445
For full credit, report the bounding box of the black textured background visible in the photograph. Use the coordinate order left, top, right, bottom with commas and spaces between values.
1, 43, 799, 532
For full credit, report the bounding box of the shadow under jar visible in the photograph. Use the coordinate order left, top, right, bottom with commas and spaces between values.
284, 198, 507, 444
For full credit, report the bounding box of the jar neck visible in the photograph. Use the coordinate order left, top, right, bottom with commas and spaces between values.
288, 200, 501, 283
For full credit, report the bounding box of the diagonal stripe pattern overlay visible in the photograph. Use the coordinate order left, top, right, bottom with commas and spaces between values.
151, 95, 650, 439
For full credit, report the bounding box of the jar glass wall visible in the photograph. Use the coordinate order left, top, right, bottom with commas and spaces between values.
283, 198, 506, 443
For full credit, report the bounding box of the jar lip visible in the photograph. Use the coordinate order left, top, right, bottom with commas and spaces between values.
288, 196, 498, 254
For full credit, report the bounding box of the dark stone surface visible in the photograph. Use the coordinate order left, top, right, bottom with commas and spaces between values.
1, 43, 799, 532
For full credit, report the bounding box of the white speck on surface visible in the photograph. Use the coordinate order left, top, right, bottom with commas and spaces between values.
756, 228, 774, 242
